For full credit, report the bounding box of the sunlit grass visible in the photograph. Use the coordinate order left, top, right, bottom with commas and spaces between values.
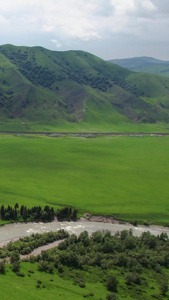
0, 134, 168, 224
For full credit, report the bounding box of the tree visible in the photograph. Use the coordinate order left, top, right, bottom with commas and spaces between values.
14, 203, 19, 210
78, 231, 90, 246
120, 230, 128, 240
22, 206, 28, 220
0, 205, 4, 218
106, 275, 119, 292
125, 236, 136, 250
37, 260, 49, 272
72, 209, 78, 221
160, 279, 168, 296
11, 261, 20, 273
0, 261, 5, 274
10, 250, 20, 263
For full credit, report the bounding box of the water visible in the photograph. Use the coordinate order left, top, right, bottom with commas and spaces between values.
0, 220, 169, 247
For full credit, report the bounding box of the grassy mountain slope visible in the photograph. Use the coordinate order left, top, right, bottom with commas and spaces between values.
0, 45, 169, 131
109, 56, 169, 78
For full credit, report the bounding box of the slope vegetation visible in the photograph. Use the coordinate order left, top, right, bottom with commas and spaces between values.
0, 45, 169, 131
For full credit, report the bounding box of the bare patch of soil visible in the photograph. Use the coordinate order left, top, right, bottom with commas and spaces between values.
80, 214, 131, 225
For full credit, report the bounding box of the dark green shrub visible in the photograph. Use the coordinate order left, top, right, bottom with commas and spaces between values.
125, 272, 141, 285
16, 272, 25, 277
106, 293, 119, 300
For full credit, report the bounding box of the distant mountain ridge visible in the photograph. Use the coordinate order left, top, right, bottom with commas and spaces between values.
109, 56, 169, 78
0, 45, 169, 131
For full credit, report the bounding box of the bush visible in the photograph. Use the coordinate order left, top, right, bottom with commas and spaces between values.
143, 220, 150, 226
74, 277, 86, 288
16, 272, 25, 277
132, 220, 138, 226
160, 279, 168, 295
106, 293, 119, 300
79, 282, 86, 288
58, 263, 64, 273
37, 280, 42, 284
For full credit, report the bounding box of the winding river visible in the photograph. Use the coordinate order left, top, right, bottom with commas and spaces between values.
0, 220, 169, 247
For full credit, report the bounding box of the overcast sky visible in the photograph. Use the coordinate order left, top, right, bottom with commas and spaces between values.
0, 0, 168, 60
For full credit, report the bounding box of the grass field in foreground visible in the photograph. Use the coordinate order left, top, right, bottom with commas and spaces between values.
0, 263, 107, 300
0, 262, 166, 300
0, 134, 169, 224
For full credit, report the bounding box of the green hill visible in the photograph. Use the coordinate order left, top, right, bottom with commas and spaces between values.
109, 56, 169, 79
0, 45, 169, 132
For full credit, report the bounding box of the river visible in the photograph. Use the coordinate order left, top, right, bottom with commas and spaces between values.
0, 220, 169, 247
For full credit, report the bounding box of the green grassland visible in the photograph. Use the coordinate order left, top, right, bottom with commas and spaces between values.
1, 118, 169, 133
0, 263, 107, 300
0, 134, 169, 224
0, 262, 166, 300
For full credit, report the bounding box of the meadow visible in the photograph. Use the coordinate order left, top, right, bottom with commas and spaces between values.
0, 134, 169, 224
0, 263, 107, 300
0, 261, 162, 300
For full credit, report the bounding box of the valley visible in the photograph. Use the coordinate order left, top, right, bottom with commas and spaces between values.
0, 45, 169, 299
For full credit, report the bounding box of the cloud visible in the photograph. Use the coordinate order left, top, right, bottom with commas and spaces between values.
51, 39, 62, 48
0, 0, 169, 59
0, 14, 10, 25
40, 0, 103, 41
151, 0, 169, 15
0, 0, 163, 40
43, 25, 54, 33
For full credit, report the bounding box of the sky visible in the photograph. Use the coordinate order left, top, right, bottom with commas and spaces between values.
0, 0, 169, 61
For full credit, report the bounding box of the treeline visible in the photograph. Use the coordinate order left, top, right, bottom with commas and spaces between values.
27, 229, 169, 298
0, 229, 69, 258
56, 207, 78, 221
0, 204, 78, 222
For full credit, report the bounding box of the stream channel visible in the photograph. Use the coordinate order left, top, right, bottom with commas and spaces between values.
0, 220, 169, 247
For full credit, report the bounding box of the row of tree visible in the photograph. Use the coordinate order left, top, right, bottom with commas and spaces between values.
0, 204, 78, 222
